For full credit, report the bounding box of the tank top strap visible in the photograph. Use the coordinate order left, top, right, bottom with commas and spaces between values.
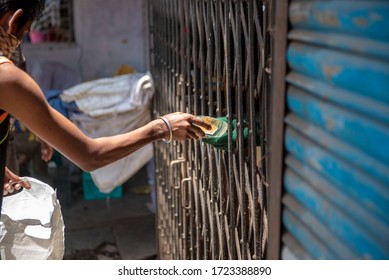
0, 56, 11, 121
0, 56, 13, 65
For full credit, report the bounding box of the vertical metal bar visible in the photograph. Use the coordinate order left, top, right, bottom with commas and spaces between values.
262, 0, 272, 260
207, 1, 214, 117
267, 0, 289, 260
215, 1, 223, 118
224, 0, 237, 260
247, 0, 260, 260
205, 0, 217, 260
162, 0, 168, 116
184, 0, 196, 260
235, 0, 247, 260
215, 0, 225, 260
166, 0, 175, 259
190, 0, 202, 260
197, 0, 210, 259
161, 0, 168, 258
192, 1, 200, 116
177, 0, 184, 258
198, 1, 206, 115
173, 0, 183, 259
174, 0, 181, 258
178, 0, 187, 260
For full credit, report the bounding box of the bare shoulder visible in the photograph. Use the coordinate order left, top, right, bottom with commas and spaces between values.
0, 62, 46, 114
0, 63, 19, 107
0, 62, 26, 87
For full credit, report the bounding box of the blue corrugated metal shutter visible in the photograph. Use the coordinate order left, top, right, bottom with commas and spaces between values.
282, 0, 389, 260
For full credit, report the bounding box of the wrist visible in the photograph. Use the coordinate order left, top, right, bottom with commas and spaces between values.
149, 118, 170, 142
158, 116, 173, 143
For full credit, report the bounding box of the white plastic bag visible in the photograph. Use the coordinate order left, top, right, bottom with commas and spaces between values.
0, 177, 65, 260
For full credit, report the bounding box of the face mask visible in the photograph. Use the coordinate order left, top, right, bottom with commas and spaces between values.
0, 26, 21, 59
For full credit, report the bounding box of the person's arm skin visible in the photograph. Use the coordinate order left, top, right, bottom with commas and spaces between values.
0, 63, 210, 172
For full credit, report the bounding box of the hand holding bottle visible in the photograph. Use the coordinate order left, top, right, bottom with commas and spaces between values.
200, 116, 249, 151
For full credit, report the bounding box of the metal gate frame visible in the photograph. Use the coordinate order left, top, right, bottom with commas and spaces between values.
149, 0, 273, 260
267, 0, 289, 260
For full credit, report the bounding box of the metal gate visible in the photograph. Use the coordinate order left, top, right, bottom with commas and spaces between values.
149, 0, 272, 260
272, 0, 389, 259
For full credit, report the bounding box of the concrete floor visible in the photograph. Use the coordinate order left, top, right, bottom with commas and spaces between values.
59, 166, 157, 260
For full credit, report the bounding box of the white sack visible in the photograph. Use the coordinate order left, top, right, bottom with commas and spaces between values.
69, 105, 150, 136
69, 103, 153, 194
61, 73, 154, 193
61, 73, 154, 117
0, 177, 65, 260
91, 145, 153, 194
62, 72, 155, 193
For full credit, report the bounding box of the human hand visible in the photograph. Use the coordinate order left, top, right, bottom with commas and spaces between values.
38, 139, 54, 162
3, 167, 30, 196
161, 112, 212, 142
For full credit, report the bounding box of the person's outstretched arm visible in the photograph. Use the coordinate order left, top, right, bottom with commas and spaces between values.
0, 63, 210, 171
